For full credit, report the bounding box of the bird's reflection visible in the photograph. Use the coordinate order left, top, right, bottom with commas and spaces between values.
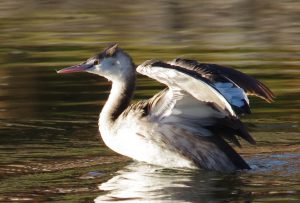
95, 162, 252, 202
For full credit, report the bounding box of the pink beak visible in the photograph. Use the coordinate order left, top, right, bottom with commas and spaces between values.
57, 64, 92, 74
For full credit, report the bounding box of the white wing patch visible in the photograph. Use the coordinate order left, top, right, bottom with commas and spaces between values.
137, 64, 236, 116
150, 88, 184, 120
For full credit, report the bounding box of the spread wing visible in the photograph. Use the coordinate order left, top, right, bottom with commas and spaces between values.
138, 60, 236, 116
170, 58, 275, 108
136, 60, 260, 171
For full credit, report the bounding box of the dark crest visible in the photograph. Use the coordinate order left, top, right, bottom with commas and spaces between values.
96, 43, 119, 60
104, 43, 119, 57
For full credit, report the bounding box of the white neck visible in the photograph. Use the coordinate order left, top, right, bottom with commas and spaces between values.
99, 77, 135, 136
97, 50, 136, 138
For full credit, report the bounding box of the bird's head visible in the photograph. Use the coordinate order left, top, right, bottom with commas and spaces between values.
57, 43, 135, 81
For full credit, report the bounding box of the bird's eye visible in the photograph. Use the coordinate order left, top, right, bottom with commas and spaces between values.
94, 60, 99, 65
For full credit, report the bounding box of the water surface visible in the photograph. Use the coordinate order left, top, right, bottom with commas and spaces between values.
0, 0, 299, 202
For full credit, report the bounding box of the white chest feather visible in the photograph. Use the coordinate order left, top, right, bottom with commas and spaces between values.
99, 121, 195, 169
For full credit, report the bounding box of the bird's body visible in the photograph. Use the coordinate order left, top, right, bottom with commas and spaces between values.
58, 44, 274, 172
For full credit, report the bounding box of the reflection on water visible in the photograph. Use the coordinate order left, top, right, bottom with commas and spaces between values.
96, 155, 300, 203
96, 162, 250, 203
0, 0, 300, 202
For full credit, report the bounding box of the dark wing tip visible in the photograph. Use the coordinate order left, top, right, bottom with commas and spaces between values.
256, 80, 276, 103
219, 68, 275, 103
208, 136, 251, 170
219, 117, 256, 145
235, 119, 256, 145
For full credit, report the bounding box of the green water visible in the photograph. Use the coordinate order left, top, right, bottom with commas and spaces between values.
0, 0, 299, 202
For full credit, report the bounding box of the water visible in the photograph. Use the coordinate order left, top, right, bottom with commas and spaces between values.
0, 0, 300, 202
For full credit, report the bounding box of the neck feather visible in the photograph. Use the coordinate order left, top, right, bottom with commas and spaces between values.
99, 74, 135, 129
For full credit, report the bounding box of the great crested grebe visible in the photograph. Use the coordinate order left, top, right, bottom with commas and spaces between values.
57, 43, 274, 172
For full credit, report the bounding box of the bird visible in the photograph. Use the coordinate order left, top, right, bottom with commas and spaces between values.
57, 43, 275, 172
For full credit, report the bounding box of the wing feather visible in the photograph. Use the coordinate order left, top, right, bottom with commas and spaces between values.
137, 60, 255, 145
137, 60, 236, 116
171, 58, 275, 103
158, 124, 250, 171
